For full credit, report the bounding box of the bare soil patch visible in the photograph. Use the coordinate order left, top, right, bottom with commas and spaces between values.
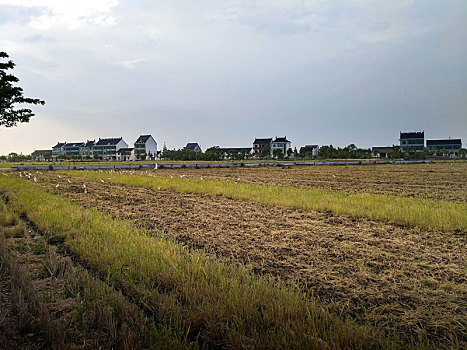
32, 172, 467, 346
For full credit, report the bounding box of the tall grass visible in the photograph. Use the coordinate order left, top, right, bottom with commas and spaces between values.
67, 170, 467, 232
0, 175, 386, 349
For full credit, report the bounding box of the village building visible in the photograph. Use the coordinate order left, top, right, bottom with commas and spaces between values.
426, 139, 462, 154
116, 148, 135, 161
134, 135, 157, 160
52, 142, 66, 159
31, 149, 51, 161
93, 137, 128, 160
400, 131, 424, 151
270, 137, 292, 157
185, 143, 202, 153
79, 140, 95, 158
63, 142, 86, 158
371, 146, 393, 158
301, 145, 320, 158
252, 138, 272, 156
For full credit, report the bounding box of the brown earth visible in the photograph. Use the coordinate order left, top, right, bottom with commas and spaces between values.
138, 162, 467, 203
29, 171, 467, 346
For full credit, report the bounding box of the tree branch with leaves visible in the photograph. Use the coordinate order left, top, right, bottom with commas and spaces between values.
0, 52, 45, 127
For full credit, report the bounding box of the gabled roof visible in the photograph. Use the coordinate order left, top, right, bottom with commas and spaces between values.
135, 135, 152, 144
117, 148, 134, 153
185, 143, 201, 150
372, 146, 393, 152
426, 139, 462, 146
84, 140, 95, 147
95, 137, 123, 146
31, 150, 51, 156
273, 136, 290, 143
53, 142, 66, 148
63, 142, 85, 148
400, 131, 424, 139
253, 138, 272, 145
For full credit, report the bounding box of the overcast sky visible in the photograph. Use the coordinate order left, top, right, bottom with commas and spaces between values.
0, 0, 466, 154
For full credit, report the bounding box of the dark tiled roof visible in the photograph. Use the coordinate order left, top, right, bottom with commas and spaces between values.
400, 131, 424, 139
304, 145, 319, 148
84, 140, 95, 147
117, 148, 134, 153
31, 150, 51, 156
185, 143, 200, 150
53, 142, 66, 148
96, 137, 122, 146
426, 139, 461, 146
372, 147, 393, 152
253, 138, 272, 145
135, 135, 152, 144
273, 136, 290, 143
63, 142, 85, 148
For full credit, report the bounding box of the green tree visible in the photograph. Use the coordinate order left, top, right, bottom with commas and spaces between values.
458, 148, 466, 159
260, 148, 270, 159
1, 52, 44, 127
273, 149, 283, 159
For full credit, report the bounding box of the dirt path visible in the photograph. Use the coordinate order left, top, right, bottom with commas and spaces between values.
28, 172, 467, 345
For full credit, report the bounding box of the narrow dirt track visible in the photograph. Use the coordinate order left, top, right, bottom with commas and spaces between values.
28, 171, 467, 344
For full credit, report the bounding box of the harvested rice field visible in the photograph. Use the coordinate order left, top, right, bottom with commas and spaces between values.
145, 162, 467, 203
1, 162, 466, 349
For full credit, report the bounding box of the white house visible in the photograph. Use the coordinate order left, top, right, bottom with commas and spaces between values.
116, 148, 135, 161
93, 137, 128, 160
134, 135, 157, 160
270, 137, 292, 157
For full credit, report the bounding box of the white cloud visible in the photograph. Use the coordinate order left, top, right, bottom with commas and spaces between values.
114, 58, 146, 69
0, 0, 119, 29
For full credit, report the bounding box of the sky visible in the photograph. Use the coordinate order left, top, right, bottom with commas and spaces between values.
0, 0, 466, 154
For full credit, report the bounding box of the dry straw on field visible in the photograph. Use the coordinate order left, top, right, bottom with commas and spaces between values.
65, 170, 467, 232
0, 175, 385, 349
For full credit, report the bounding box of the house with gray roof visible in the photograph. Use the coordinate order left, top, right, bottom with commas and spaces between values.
400, 131, 424, 151
116, 148, 135, 161
63, 142, 86, 158
31, 149, 52, 161
253, 138, 272, 157
271, 136, 292, 157
79, 140, 95, 158
185, 143, 202, 153
52, 142, 66, 159
426, 139, 462, 154
134, 135, 157, 160
93, 137, 128, 160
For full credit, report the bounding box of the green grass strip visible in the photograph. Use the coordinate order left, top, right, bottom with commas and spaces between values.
67, 170, 467, 232
0, 175, 388, 349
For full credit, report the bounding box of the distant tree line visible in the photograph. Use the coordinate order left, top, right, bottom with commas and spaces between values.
317, 144, 371, 159
0, 153, 32, 162
162, 149, 222, 161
